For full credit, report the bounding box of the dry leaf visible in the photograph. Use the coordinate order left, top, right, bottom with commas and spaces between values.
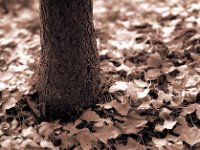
21, 139, 40, 148
22, 126, 38, 139
109, 81, 128, 93
179, 126, 200, 146
113, 101, 131, 116
116, 138, 146, 150
147, 52, 162, 68
40, 140, 55, 149
81, 109, 101, 122
38, 122, 53, 140
152, 137, 168, 149
155, 120, 177, 132
134, 79, 149, 88
94, 122, 121, 143
0, 82, 6, 91
75, 132, 97, 150
138, 88, 149, 99
127, 83, 138, 101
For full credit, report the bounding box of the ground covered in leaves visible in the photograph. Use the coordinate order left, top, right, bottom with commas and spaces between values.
1, 0, 200, 149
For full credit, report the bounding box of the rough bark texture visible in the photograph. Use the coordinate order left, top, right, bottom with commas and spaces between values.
37, 0, 100, 121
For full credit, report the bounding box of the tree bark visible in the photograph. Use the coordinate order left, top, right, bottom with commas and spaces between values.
37, 0, 100, 121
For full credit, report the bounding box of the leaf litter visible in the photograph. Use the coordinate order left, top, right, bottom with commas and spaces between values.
1, 0, 200, 149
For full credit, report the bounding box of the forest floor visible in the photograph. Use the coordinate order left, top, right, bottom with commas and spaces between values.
1, 0, 200, 149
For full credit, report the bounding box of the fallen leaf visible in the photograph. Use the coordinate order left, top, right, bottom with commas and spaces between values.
113, 101, 131, 116
94, 122, 121, 143
147, 52, 162, 68
0, 82, 6, 91
116, 138, 146, 150
22, 126, 38, 139
21, 139, 40, 149
138, 88, 150, 99
80, 109, 101, 122
38, 122, 53, 140
155, 119, 177, 132
179, 126, 200, 146
119, 110, 148, 134
134, 79, 149, 88
152, 137, 168, 149
127, 83, 138, 101
75, 131, 97, 150
109, 81, 128, 93
40, 140, 55, 149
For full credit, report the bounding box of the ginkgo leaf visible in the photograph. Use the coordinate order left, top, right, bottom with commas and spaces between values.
21, 139, 40, 148
94, 122, 121, 143
134, 79, 149, 88
173, 116, 189, 135
75, 132, 97, 150
182, 104, 196, 116
157, 91, 172, 102
163, 144, 183, 150
69, 128, 90, 137
94, 118, 112, 127
179, 126, 200, 146
22, 126, 38, 139
40, 140, 55, 149
196, 105, 200, 120
120, 110, 148, 134
0, 89, 9, 105
80, 109, 101, 122
38, 122, 53, 140
1, 72, 13, 82
106, 50, 123, 59
159, 108, 172, 120
152, 137, 168, 149
166, 134, 182, 145
119, 118, 147, 134
33, 134, 43, 144
56, 131, 72, 149
11, 119, 18, 129
0, 97, 17, 116
138, 100, 151, 109
1, 139, 13, 149
138, 88, 149, 99
0, 82, 6, 91
116, 138, 146, 150
147, 52, 162, 68
184, 91, 198, 102
182, 104, 200, 119
127, 83, 138, 101
97, 101, 113, 109
0, 89, 23, 116
113, 101, 131, 116
155, 120, 177, 132
146, 68, 161, 79
116, 64, 132, 72
109, 81, 128, 93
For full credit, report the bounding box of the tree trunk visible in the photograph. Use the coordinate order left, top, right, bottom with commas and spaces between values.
37, 0, 100, 121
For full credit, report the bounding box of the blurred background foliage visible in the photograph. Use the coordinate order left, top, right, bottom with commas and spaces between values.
0, 0, 38, 16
